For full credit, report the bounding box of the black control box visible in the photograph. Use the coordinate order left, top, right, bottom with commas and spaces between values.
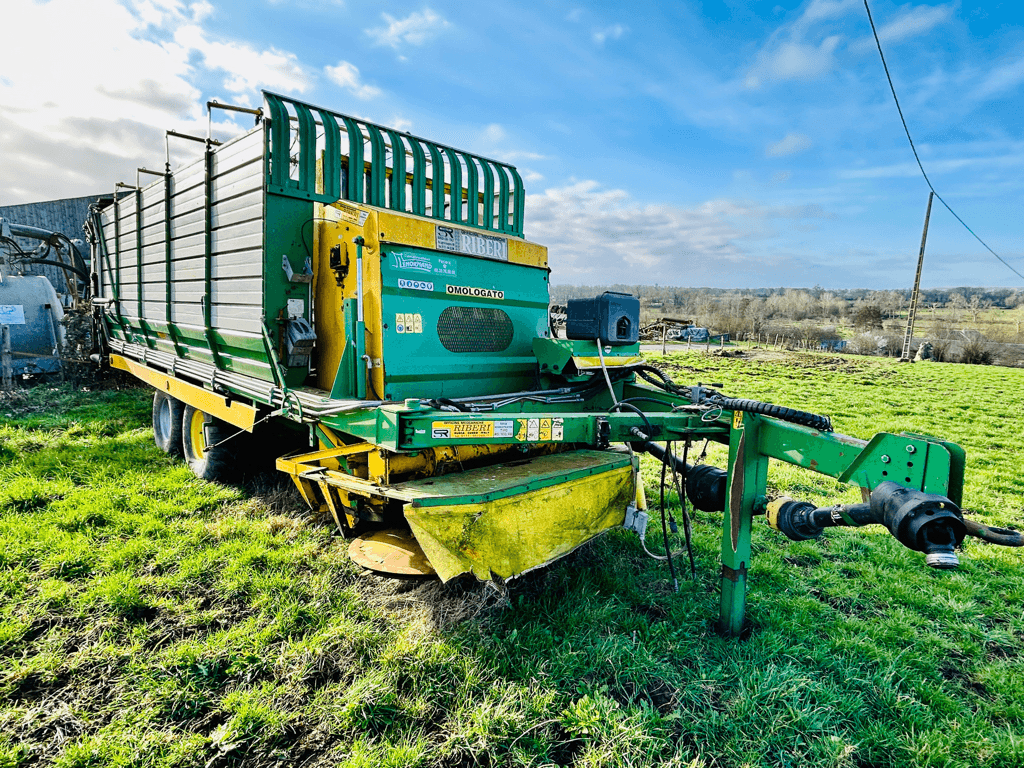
565, 291, 640, 345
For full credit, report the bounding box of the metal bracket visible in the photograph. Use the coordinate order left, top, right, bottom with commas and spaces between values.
282, 254, 313, 283
623, 502, 649, 540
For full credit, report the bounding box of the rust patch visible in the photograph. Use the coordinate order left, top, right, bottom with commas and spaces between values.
721, 562, 747, 582
729, 430, 746, 551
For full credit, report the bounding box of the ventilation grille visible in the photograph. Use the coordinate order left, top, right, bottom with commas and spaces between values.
437, 306, 514, 353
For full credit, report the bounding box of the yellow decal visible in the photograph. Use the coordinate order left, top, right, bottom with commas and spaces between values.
432, 421, 495, 439
732, 411, 743, 430
332, 201, 370, 226
539, 418, 551, 442
445, 285, 504, 300
395, 313, 423, 334
516, 420, 528, 441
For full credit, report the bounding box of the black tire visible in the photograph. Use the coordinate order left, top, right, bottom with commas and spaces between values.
181, 405, 236, 482
153, 391, 185, 456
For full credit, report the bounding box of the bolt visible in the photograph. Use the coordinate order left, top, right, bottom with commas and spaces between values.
906, 445, 916, 454
881, 455, 891, 464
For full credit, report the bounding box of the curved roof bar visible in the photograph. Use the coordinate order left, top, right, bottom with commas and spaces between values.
262, 91, 525, 238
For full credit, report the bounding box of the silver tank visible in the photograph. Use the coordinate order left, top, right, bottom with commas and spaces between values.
0, 273, 66, 375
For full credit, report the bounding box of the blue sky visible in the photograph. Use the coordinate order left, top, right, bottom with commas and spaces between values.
1, 0, 1022, 289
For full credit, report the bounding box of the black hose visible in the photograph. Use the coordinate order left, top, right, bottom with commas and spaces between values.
709, 396, 833, 432
634, 363, 834, 432
22, 258, 90, 282
677, 438, 697, 578
608, 401, 655, 442
659, 441, 679, 590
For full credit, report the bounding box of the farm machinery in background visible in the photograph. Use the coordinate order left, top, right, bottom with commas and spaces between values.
85, 92, 1021, 636
0, 219, 91, 383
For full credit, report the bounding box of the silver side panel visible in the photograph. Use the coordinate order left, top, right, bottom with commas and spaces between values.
97, 128, 265, 334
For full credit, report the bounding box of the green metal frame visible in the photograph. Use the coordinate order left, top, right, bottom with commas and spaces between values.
313, 380, 966, 636
262, 91, 525, 238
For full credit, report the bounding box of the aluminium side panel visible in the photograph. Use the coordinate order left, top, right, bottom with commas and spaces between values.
97, 126, 274, 382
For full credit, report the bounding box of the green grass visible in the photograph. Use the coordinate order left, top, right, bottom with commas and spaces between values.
1, 354, 1022, 768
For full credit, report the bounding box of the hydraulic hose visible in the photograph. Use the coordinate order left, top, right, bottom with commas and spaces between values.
632, 431, 727, 513
707, 397, 833, 432
633, 363, 834, 432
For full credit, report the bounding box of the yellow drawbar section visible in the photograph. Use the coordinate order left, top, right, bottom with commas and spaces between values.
398, 450, 636, 581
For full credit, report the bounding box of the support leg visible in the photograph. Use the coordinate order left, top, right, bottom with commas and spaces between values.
718, 411, 768, 637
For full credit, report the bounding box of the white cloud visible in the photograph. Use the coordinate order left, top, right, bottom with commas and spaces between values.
839, 150, 1024, 180
324, 61, 382, 100
175, 25, 310, 100
975, 54, 1024, 100
367, 9, 451, 49
0, 0, 312, 204
746, 0, 858, 87
527, 181, 831, 282
481, 124, 507, 144
766, 132, 813, 158
592, 24, 626, 45
852, 3, 953, 50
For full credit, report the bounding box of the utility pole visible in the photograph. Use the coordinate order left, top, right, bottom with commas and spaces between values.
900, 191, 934, 362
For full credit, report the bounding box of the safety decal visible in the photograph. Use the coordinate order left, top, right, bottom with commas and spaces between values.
395, 313, 423, 334
397, 278, 434, 291
732, 411, 743, 430
445, 285, 505, 300
431, 421, 495, 439
515, 417, 563, 442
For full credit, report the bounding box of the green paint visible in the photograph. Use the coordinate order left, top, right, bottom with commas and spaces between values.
261, 91, 525, 237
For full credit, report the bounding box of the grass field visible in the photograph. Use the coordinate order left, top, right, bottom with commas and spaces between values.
1, 352, 1022, 768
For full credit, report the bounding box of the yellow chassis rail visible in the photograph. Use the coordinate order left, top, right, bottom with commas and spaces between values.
110, 354, 258, 432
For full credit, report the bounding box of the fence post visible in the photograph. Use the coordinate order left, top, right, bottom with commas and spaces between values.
1, 325, 11, 391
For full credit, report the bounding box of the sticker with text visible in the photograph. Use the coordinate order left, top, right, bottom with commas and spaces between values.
445, 284, 504, 300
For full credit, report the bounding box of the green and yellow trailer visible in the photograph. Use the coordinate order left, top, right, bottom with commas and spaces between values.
87, 92, 1021, 636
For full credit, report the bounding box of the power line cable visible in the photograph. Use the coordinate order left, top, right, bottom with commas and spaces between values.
863, 0, 1024, 282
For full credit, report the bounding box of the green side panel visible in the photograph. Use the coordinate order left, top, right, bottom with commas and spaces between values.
379, 247, 549, 400
263, 193, 315, 388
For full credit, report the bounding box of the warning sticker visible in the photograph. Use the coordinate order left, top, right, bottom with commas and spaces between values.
395, 313, 423, 334
431, 421, 495, 439
446, 285, 505, 300
331, 202, 369, 226
516, 417, 564, 442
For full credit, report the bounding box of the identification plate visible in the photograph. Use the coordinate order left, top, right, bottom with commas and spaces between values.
327, 202, 369, 226
431, 421, 496, 439
436, 226, 508, 261
0, 305, 26, 325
